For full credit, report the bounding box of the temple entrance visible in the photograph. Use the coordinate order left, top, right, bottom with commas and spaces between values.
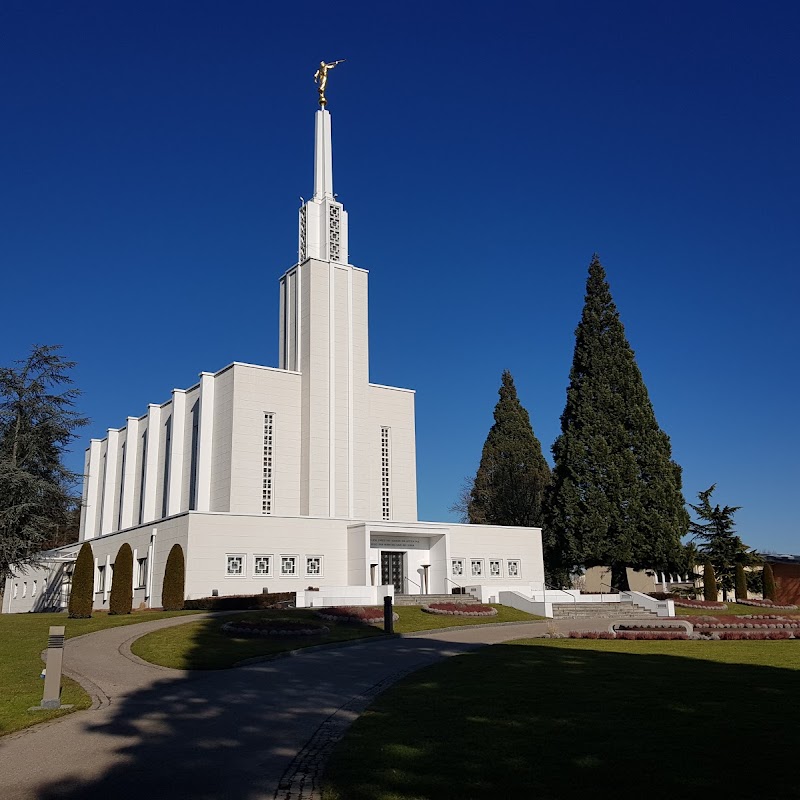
381, 551, 404, 593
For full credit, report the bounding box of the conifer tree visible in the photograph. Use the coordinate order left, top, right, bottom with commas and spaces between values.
468, 371, 550, 530
763, 562, 777, 602
109, 543, 133, 615
703, 559, 717, 601
68, 542, 94, 618
548, 255, 688, 590
735, 562, 747, 601
161, 543, 185, 610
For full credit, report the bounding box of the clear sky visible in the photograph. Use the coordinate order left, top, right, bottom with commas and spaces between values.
2, 2, 798, 553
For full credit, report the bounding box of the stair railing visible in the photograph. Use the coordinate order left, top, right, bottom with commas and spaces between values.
542, 582, 577, 607
403, 576, 422, 595
445, 576, 466, 596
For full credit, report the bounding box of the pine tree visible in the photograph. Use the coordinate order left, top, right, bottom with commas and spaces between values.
161, 543, 185, 610
68, 542, 94, 618
688, 484, 757, 601
548, 255, 688, 590
468, 371, 551, 530
703, 559, 717, 602
763, 562, 777, 602
0, 345, 88, 580
109, 543, 133, 615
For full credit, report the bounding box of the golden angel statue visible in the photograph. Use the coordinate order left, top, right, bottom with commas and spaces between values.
314, 59, 345, 107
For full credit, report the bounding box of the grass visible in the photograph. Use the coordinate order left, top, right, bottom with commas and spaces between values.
676, 602, 800, 616
0, 609, 200, 736
392, 604, 544, 633
131, 604, 545, 669
130, 609, 384, 669
322, 638, 800, 800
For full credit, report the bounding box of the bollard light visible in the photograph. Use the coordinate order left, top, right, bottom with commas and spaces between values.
30, 626, 73, 712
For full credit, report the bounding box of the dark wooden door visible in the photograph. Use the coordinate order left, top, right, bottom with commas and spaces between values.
381, 551, 404, 593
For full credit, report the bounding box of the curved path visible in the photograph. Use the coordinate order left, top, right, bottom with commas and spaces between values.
0, 614, 601, 800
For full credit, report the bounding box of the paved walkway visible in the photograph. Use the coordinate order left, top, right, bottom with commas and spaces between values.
0, 614, 606, 800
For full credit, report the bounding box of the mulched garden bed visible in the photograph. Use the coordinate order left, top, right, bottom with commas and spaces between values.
315, 606, 398, 625
421, 603, 498, 617
734, 598, 798, 610
672, 599, 727, 609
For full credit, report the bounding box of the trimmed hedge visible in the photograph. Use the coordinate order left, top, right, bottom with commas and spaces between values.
703, 560, 717, 602
109, 543, 133, 615
161, 544, 186, 611
183, 592, 295, 611
763, 563, 777, 602
68, 542, 94, 619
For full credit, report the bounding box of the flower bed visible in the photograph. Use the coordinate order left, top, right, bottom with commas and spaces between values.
673, 599, 727, 609
568, 630, 688, 640
714, 630, 794, 640
315, 606, 398, 625
680, 615, 800, 631
735, 598, 799, 610
222, 617, 329, 637
421, 603, 498, 617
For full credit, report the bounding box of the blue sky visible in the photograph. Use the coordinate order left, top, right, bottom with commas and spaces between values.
2, 2, 798, 552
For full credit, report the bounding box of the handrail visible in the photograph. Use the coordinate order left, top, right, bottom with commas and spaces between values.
597, 580, 633, 604
403, 576, 421, 594
444, 576, 465, 595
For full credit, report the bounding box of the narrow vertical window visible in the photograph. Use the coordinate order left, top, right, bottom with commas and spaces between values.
381, 426, 391, 520
98, 453, 108, 533
117, 442, 126, 531
189, 401, 199, 511
138, 430, 148, 524
162, 416, 172, 519
262, 413, 274, 514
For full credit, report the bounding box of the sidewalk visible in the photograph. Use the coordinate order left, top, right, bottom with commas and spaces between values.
0, 615, 593, 800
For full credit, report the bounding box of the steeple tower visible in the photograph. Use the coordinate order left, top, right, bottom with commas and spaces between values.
298, 109, 349, 264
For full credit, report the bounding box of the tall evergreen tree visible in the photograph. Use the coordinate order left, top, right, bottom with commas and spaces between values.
468, 371, 550, 531
688, 484, 758, 601
0, 345, 88, 580
548, 255, 688, 590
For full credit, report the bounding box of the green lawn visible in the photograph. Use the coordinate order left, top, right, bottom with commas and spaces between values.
130, 609, 385, 669
392, 604, 544, 633
676, 602, 800, 616
131, 605, 545, 669
322, 638, 800, 800
0, 610, 200, 736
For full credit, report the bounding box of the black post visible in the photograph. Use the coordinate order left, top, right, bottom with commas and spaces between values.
383, 595, 394, 634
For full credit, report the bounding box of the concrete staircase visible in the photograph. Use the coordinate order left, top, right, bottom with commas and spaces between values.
552, 601, 659, 620
394, 593, 480, 607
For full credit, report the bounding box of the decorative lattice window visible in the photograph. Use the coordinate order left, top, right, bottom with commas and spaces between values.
451, 558, 464, 577
262, 413, 274, 514
280, 555, 298, 577
381, 427, 390, 520
329, 205, 341, 261
306, 556, 323, 577
299, 205, 307, 263
489, 559, 502, 578
254, 555, 272, 576
226, 555, 244, 577
507, 559, 521, 578
470, 559, 484, 578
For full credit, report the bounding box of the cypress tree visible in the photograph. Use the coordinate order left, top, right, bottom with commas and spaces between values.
468, 371, 550, 529
735, 562, 747, 601
109, 542, 133, 615
548, 255, 688, 590
68, 541, 94, 618
703, 560, 717, 602
763, 562, 777, 602
161, 543, 185, 610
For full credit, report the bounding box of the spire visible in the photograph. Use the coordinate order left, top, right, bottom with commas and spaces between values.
313, 109, 333, 200
299, 108, 349, 264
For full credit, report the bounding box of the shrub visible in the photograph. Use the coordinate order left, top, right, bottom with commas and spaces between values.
703, 561, 717, 602
161, 544, 185, 610
735, 563, 747, 602
763, 563, 777, 602
108, 543, 133, 615
183, 592, 294, 611
68, 542, 94, 619
221, 617, 329, 637
422, 602, 497, 617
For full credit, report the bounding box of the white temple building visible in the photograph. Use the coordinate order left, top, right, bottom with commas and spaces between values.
3, 104, 546, 614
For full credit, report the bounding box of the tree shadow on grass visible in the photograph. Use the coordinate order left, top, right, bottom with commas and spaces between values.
321, 641, 800, 800
31, 617, 479, 800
